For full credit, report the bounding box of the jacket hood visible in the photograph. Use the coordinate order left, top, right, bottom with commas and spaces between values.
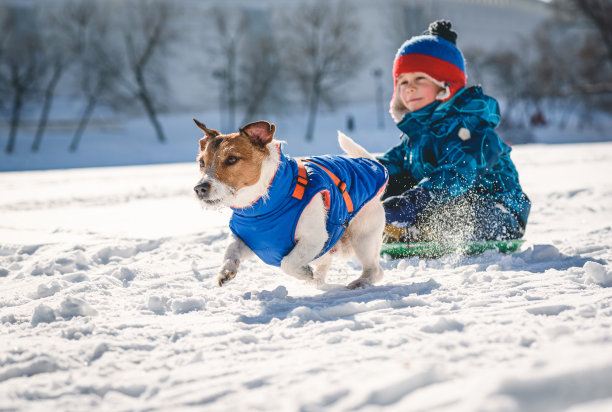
397, 86, 500, 137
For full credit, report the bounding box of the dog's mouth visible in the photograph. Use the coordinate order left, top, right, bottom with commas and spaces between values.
194, 194, 222, 206
194, 179, 235, 208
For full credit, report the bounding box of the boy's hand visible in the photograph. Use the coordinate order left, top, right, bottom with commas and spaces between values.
382, 187, 431, 227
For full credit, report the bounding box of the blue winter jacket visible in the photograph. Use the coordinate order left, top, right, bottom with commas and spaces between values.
377, 86, 530, 227
229, 147, 388, 267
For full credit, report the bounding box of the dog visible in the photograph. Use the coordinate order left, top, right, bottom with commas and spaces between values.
193, 119, 388, 289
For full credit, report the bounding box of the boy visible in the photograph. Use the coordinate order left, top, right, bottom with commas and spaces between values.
378, 20, 530, 243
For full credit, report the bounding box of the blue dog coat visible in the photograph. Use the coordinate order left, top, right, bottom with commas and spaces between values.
229, 145, 388, 267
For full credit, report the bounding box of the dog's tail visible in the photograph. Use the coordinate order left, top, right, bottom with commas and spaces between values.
338, 131, 375, 160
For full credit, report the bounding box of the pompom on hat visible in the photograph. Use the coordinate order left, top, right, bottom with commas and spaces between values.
390, 20, 467, 122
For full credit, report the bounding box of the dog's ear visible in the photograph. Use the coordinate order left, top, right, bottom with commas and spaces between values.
193, 118, 220, 151
193, 118, 220, 139
239, 121, 276, 146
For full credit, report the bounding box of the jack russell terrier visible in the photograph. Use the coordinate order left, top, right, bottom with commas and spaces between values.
193, 119, 388, 289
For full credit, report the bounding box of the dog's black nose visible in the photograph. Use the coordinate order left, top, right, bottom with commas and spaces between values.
194, 181, 211, 198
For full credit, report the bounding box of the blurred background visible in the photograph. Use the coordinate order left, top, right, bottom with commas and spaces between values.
1, 0, 611, 171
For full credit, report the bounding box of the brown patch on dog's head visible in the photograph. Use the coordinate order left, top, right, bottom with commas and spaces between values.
195, 120, 277, 193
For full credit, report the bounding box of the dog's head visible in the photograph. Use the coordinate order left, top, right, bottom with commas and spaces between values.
193, 119, 277, 208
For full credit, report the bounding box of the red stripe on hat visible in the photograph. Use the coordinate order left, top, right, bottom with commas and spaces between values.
393, 53, 466, 89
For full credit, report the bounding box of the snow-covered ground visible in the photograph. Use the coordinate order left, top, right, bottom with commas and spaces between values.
2, 109, 612, 411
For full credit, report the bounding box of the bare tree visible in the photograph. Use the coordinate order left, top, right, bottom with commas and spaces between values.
112, 0, 182, 143
569, 0, 612, 64
0, 5, 10, 116
31, 0, 98, 152
206, 6, 285, 131
480, 49, 530, 125
527, 2, 612, 124
280, 1, 363, 141
68, 5, 121, 152
475, 12, 609, 134
554, 0, 612, 94
384, 0, 436, 52
239, 38, 283, 125
208, 7, 248, 132
0, 4, 44, 154
238, 8, 285, 125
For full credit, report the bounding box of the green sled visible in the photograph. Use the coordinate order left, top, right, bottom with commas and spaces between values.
381, 239, 525, 259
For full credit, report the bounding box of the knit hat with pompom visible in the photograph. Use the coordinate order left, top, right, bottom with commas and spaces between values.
390, 20, 467, 121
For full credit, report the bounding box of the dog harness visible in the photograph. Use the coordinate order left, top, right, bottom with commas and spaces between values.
229, 146, 388, 267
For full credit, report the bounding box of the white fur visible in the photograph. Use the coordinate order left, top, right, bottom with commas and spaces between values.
216, 134, 386, 289
231, 142, 280, 208
338, 131, 375, 160
343, 196, 386, 288
195, 174, 234, 207
281, 194, 328, 284
217, 233, 253, 286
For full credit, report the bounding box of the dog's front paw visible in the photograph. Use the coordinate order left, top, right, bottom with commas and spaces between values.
217, 270, 236, 287
217, 260, 239, 287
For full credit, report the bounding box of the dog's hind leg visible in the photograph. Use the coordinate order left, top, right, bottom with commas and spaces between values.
281, 194, 328, 284
312, 253, 333, 285
346, 199, 385, 289
218, 233, 253, 286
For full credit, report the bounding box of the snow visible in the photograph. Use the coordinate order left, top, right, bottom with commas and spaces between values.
2, 109, 612, 411
584, 262, 612, 287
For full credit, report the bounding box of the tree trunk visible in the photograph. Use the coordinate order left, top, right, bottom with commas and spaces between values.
5, 88, 24, 154
135, 71, 166, 143
32, 66, 63, 152
558, 100, 575, 130
304, 82, 321, 142
227, 47, 236, 131
241, 85, 269, 126
139, 91, 166, 143
69, 96, 97, 152
240, 65, 279, 126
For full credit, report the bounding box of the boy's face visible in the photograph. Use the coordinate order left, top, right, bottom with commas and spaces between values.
397, 72, 444, 112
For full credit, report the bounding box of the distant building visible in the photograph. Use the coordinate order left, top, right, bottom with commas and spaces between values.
3, 0, 553, 112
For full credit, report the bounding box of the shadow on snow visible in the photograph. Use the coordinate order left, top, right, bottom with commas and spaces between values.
237, 278, 439, 325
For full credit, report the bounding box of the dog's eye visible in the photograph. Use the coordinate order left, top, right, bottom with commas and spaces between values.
199, 160, 205, 168
225, 156, 238, 166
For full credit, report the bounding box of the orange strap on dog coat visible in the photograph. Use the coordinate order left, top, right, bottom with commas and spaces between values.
292, 159, 309, 200
292, 159, 354, 213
